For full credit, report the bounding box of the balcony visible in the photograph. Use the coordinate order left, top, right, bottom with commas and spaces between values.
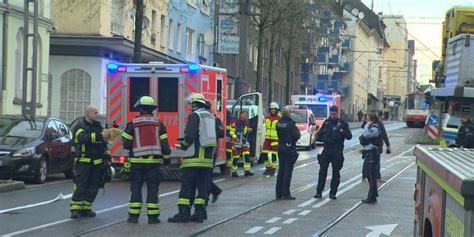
316, 81, 327, 90
329, 28, 341, 38
342, 38, 351, 49
318, 74, 329, 81
340, 63, 350, 72
319, 46, 330, 54
332, 72, 342, 81
329, 80, 340, 91
316, 53, 328, 64
328, 55, 340, 65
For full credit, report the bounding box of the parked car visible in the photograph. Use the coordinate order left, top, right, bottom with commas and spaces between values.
289, 106, 318, 150
0, 115, 74, 184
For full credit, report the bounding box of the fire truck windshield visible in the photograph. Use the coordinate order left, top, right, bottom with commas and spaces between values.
300, 104, 327, 118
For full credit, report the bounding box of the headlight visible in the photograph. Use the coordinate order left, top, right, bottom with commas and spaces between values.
13, 147, 36, 158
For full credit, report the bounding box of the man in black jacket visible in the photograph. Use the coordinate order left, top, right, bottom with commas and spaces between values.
70, 105, 110, 219
456, 117, 474, 148
314, 106, 352, 200
275, 107, 301, 200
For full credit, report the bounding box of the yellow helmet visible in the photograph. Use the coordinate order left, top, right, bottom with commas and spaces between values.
188, 93, 206, 105
134, 96, 157, 108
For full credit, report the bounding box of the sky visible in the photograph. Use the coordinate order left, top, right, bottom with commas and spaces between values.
361, 0, 474, 84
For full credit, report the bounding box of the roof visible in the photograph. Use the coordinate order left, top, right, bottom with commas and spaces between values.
50, 34, 185, 64
347, 0, 389, 47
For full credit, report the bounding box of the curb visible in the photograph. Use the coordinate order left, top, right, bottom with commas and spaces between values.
0, 180, 25, 193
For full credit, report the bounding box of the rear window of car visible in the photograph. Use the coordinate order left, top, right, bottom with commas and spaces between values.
0, 118, 44, 139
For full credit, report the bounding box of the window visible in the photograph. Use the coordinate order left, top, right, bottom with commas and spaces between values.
199, 33, 206, 58
129, 77, 150, 112
0, 118, 44, 139
186, 28, 195, 59
15, 29, 24, 99
54, 120, 71, 138
60, 69, 92, 123
200, 0, 210, 15
151, 10, 157, 45
158, 77, 178, 112
177, 23, 182, 53
160, 15, 166, 47
168, 19, 174, 50
46, 120, 60, 139
187, 0, 197, 8
217, 78, 223, 112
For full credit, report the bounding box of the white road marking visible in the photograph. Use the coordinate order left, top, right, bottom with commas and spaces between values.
264, 227, 282, 235
245, 226, 264, 234
298, 210, 312, 216
298, 174, 361, 207
283, 209, 298, 215
4, 180, 225, 236
283, 218, 298, 224
266, 217, 282, 223
312, 180, 362, 208
381, 168, 387, 171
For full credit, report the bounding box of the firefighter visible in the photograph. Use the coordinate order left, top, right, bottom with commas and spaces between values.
230, 111, 254, 177
121, 96, 171, 224
225, 109, 235, 174
314, 106, 352, 200
456, 117, 474, 148
70, 105, 111, 219
262, 102, 281, 176
168, 93, 218, 223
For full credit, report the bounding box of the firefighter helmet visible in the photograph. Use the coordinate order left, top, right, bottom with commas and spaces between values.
188, 93, 207, 105
134, 96, 157, 108
269, 102, 279, 110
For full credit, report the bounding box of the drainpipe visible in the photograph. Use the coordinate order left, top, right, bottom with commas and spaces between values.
1, 0, 8, 114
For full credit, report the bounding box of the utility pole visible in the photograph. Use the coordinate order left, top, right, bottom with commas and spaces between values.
235, 0, 249, 97
22, 0, 39, 120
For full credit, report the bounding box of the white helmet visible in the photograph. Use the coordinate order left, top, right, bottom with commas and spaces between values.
269, 102, 279, 109
188, 93, 206, 105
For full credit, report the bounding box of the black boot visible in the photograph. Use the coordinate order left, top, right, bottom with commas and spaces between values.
70, 211, 81, 219
168, 206, 190, 223
81, 210, 96, 218
232, 172, 239, 177
314, 192, 322, 199
244, 171, 254, 176
127, 214, 139, 223
148, 215, 161, 224
189, 207, 205, 223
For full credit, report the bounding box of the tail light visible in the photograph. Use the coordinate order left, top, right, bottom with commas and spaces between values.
119, 156, 126, 164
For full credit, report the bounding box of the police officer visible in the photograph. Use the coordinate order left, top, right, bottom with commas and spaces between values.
314, 106, 352, 200
122, 96, 171, 224
275, 106, 301, 200
168, 93, 219, 223
456, 117, 474, 148
70, 105, 111, 219
262, 102, 281, 176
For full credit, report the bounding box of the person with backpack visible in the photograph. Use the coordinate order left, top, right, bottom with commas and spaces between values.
456, 117, 474, 148
359, 114, 381, 204
361, 115, 391, 182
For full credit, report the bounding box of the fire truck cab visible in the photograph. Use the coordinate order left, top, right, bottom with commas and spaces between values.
106, 63, 227, 179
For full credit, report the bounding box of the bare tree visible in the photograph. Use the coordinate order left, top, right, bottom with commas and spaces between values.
248, 0, 288, 93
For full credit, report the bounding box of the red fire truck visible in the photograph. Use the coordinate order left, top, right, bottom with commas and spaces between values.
106, 63, 227, 179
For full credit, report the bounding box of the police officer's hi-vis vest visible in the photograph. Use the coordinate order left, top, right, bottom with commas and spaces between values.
132, 115, 162, 157
195, 109, 217, 147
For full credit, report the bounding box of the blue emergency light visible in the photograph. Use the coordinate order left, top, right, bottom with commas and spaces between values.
107, 63, 118, 71
189, 64, 200, 71
319, 97, 327, 102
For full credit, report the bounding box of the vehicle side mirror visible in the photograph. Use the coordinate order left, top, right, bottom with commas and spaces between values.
310, 120, 316, 126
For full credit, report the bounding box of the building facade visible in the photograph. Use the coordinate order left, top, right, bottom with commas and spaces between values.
0, 1, 52, 116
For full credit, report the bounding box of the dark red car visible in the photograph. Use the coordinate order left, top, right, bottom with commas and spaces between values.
0, 115, 74, 184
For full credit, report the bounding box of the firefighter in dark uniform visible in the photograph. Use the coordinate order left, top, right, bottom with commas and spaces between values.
168, 93, 218, 223
314, 106, 352, 200
70, 105, 111, 219
275, 106, 301, 200
456, 117, 474, 148
122, 96, 171, 224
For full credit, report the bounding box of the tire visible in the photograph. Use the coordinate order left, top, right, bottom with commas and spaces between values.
64, 167, 74, 179
33, 158, 48, 184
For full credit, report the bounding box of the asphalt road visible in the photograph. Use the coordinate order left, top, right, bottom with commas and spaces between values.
0, 122, 419, 237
